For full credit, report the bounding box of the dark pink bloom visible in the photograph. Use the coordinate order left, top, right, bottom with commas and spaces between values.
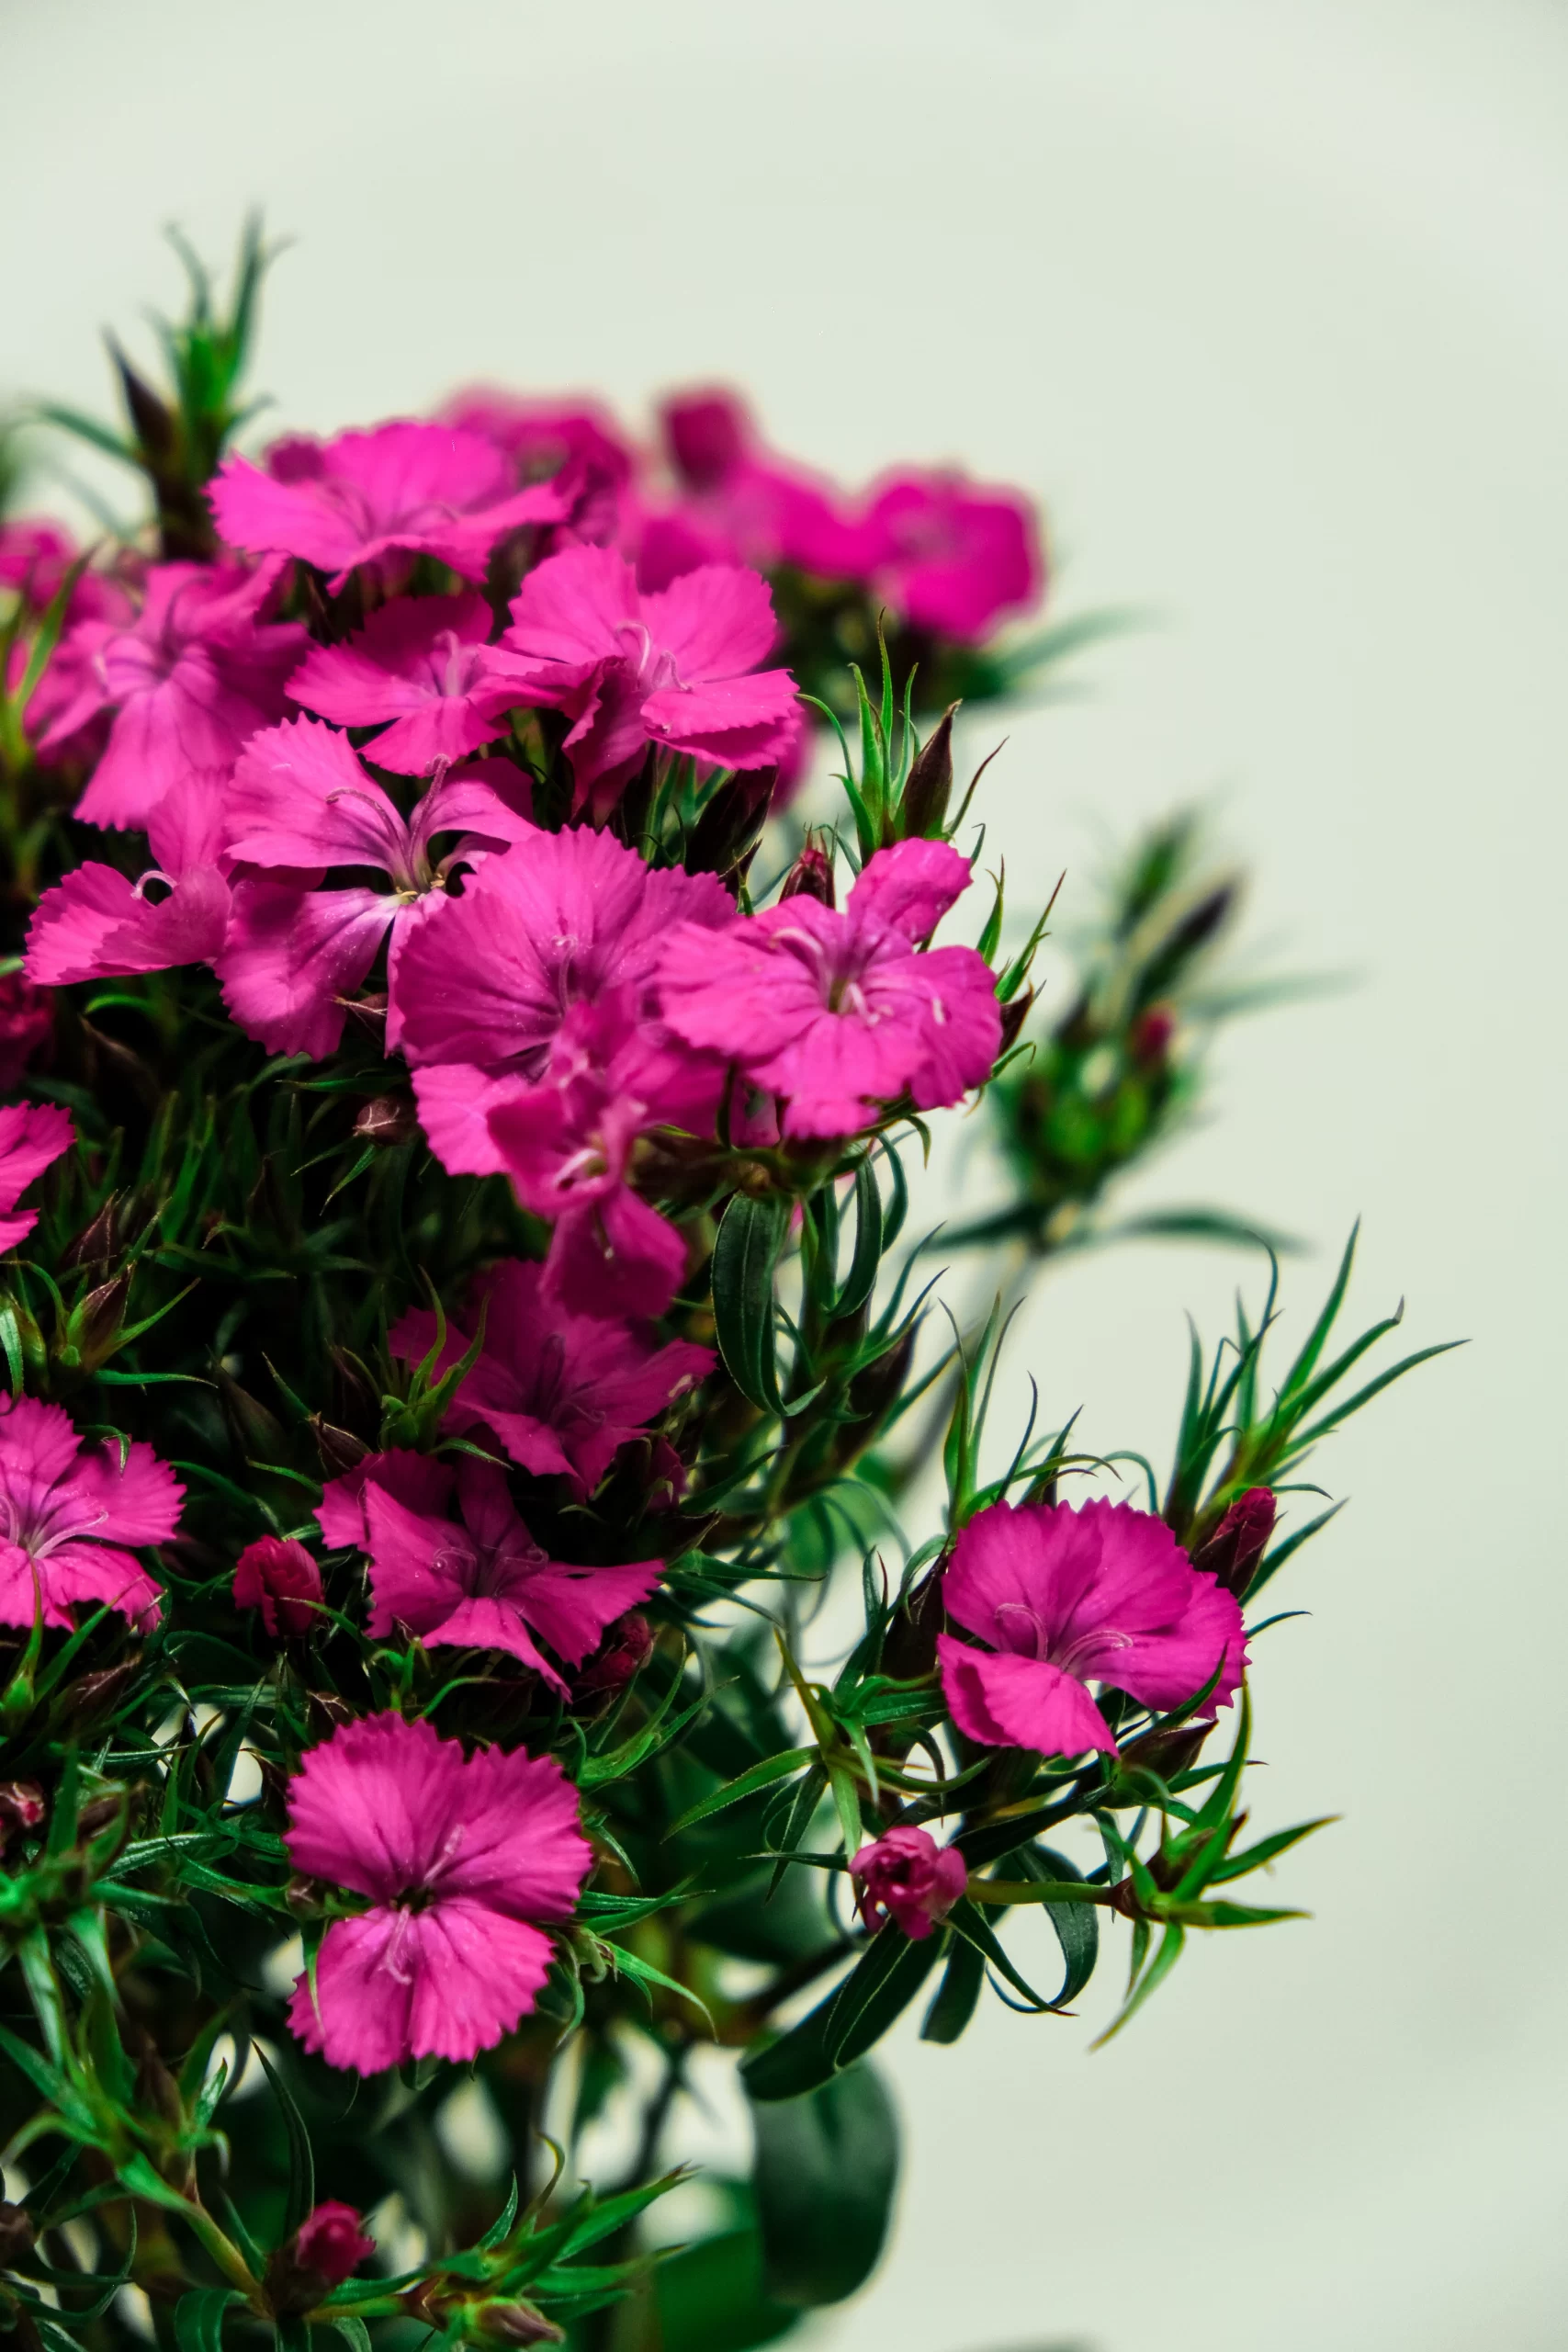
573, 1610, 654, 1697
392, 818, 734, 1075
210, 422, 570, 593
232, 1535, 322, 1637
349, 1451, 660, 1689
25, 770, 231, 987
836, 474, 1042, 643
851, 1825, 967, 1940
215, 718, 531, 1059
285, 1712, 591, 2073
290, 2204, 375, 2285
315, 1447, 450, 1550
0, 519, 78, 610
32, 561, 305, 831
661, 390, 751, 493
388, 1258, 711, 1495
937, 1498, 1247, 1761
0, 1394, 177, 1633
0, 975, 53, 1092
1190, 1487, 1277, 1600
500, 548, 800, 811
287, 593, 533, 774
439, 391, 633, 546
0, 1103, 74, 1253
659, 837, 1001, 1139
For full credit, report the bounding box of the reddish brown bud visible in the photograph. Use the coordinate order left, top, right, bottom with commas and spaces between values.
899, 703, 957, 839
0, 1781, 46, 1850
881, 1561, 946, 1682
51, 1658, 140, 1734
1130, 1005, 1176, 1069
313, 1416, 371, 1479
352, 1093, 420, 1147
62, 1193, 123, 1270
1190, 1487, 1277, 1599
233, 1537, 323, 1638
780, 837, 836, 908
997, 987, 1034, 1057
573, 1611, 654, 1697
472, 2302, 565, 2346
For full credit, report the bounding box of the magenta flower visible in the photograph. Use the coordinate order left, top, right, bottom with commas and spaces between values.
659, 837, 1001, 1139
440, 391, 633, 546
26, 770, 231, 988
388, 1259, 711, 1496
289, 2204, 375, 2287
210, 422, 571, 593
0, 1394, 177, 1634
347, 1451, 660, 1689
937, 1498, 1247, 1761
392, 817, 734, 1075
232, 1536, 323, 1638
287, 593, 534, 775
215, 718, 531, 1059
499, 547, 800, 811
851, 1825, 967, 1940
32, 560, 305, 831
0, 975, 52, 1092
284, 1712, 591, 2073
0, 1103, 73, 1253
835, 473, 1042, 643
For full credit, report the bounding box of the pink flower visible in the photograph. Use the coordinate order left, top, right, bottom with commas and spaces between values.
287, 593, 534, 775
388, 1259, 711, 1496
440, 391, 633, 547
32, 561, 306, 831
851, 1825, 967, 1940
1190, 1487, 1277, 1600
572, 1610, 654, 1697
0, 976, 52, 1093
937, 1498, 1247, 1761
284, 1712, 592, 2073
215, 718, 531, 1059
345, 1451, 660, 1689
290, 2203, 375, 2286
659, 837, 1001, 1139
834, 473, 1042, 643
391, 818, 734, 1076
0, 1393, 177, 1633
25, 770, 231, 988
0, 1102, 74, 1253
500, 548, 801, 812
210, 422, 571, 593
232, 1536, 322, 1637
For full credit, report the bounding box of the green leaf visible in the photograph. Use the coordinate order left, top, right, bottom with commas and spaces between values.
742, 1929, 940, 2101
175, 2289, 243, 2352
254, 2043, 313, 2233
750, 2063, 898, 2306
920, 1933, 985, 2044
670, 1748, 816, 1835
712, 1192, 791, 1415
833, 1155, 884, 1320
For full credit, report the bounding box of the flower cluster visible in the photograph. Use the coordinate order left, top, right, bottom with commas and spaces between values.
0, 234, 1430, 2352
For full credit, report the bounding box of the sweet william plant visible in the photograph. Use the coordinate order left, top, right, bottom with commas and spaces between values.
0, 225, 1449, 2352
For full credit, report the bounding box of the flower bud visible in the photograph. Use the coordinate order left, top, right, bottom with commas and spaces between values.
0, 1781, 45, 1852
662, 389, 749, 491
851, 1825, 966, 1940
57, 1273, 131, 1374
779, 837, 836, 908
352, 1094, 420, 1148
573, 1611, 653, 1698
1129, 1004, 1176, 1069
62, 1193, 123, 1271
233, 1538, 323, 1638
879, 1560, 945, 1682
898, 703, 957, 839
471, 2300, 565, 2346
1190, 1487, 1276, 1599
266, 2200, 376, 2314
0, 2200, 36, 2265
49, 1658, 140, 1737
997, 987, 1033, 1058
313, 1415, 371, 1479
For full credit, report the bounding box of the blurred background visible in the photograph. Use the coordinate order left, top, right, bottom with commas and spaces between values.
4, 1, 1565, 2345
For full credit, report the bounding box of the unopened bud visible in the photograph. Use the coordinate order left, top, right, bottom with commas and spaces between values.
1129, 1004, 1176, 1069
217, 1368, 288, 1463
62, 1193, 123, 1270
0, 2200, 36, 2265
573, 1611, 654, 1697
233, 1537, 323, 1639
662, 389, 750, 491
1190, 1487, 1276, 1599
687, 768, 773, 884
49, 1658, 140, 1735
266, 2201, 376, 2315
343, 992, 389, 1042
0, 1781, 45, 1851
898, 704, 957, 839
313, 1417, 371, 1479
473, 2301, 565, 2346
779, 837, 836, 908
58, 1272, 130, 1374
997, 987, 1033, 1057
880, 1560, 946, 1682
352, 1094, 420, 1148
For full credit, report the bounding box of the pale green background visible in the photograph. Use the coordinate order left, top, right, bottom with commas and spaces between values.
3, 3, 1564, 2346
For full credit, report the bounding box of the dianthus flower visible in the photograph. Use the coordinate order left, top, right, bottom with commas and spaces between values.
287, 2204, 375, 2289
440, 391, 632, 547
0, 975, 52, 1093
287, 593, 534, 774
937, 1498, 1247, 1760
284, 1712, 591, 2073
232, 1535, 322, 1637
387, 1259, 711, 1495
329, 1450, 660, 1688
658, 837, 1000, 1138
215, 718, 531, 1058
209, 421, 571, 592
0, 1394, 177, 1633
391, 818, 733, 1076
31, 560, 305, 831
851, 1825, 968, 1940
851, 472, 1043, 642
499, 547, 800, 811
26, 771, 231, 988
0, 1103, 75, 1252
